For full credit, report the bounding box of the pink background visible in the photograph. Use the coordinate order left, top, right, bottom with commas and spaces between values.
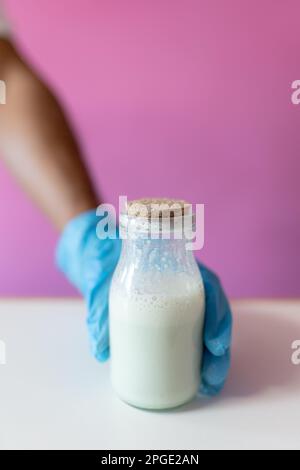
0, 0, 299, 298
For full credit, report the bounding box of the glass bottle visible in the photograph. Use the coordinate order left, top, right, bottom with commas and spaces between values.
109, 200, 205, 410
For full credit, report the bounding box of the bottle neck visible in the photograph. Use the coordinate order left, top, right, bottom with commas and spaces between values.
120, 237, 196, 272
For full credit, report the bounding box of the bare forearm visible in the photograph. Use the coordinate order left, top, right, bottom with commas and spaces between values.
0, 39, 98, 230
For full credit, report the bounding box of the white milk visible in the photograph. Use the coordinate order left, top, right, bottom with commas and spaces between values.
109, 273, 205, 410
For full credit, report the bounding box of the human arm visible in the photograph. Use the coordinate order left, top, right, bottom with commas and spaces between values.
0, 38, 98, 230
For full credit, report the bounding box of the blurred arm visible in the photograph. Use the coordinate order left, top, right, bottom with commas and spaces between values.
0, 38, 98, 230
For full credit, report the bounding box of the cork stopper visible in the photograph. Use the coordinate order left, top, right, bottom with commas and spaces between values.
126, 198, 191, 219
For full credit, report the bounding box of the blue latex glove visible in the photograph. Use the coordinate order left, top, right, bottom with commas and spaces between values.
56, 210, 232, 396
197, 263, 232, 395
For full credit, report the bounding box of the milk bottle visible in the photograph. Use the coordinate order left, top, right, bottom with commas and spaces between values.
109, 199, 205, 410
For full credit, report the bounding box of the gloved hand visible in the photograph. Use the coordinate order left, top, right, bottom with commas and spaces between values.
56, 209, 232, 396
197, 262, 232, 396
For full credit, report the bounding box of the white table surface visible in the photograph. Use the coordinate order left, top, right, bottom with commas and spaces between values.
0, 299, 299, 450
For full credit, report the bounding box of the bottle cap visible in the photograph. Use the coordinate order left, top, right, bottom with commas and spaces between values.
126, 198, 192, 220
